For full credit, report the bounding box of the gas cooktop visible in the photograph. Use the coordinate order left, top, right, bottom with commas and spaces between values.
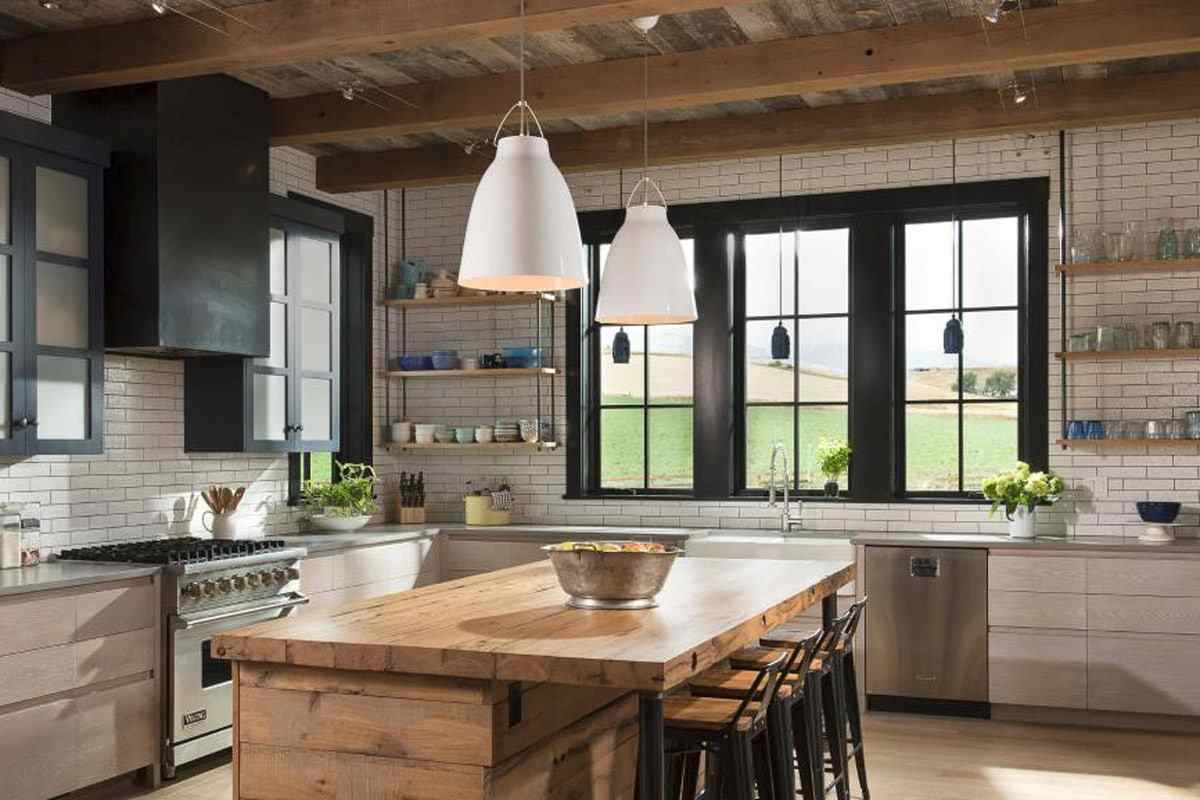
59, 537, 292, 566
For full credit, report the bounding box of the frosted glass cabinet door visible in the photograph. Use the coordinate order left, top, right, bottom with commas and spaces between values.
36, 261, 88, 348
252, 374, 288, 442
37, 355, 89, 440
36, 167, 88, 259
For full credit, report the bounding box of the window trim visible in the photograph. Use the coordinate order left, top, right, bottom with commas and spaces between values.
567, 178, 1049, 502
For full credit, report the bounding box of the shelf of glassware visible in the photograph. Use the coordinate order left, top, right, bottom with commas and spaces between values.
381, 292, 556, 310
1056, 438, 1200, 450
385, 441, 558, 452
1055, 257, 1200, 277
1055, 348, 1200, 362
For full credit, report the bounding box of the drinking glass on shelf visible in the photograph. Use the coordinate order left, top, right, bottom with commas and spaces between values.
1069, 332, 1094, 352
1187, 227, 1200, 259
1127, 420, 1147, 440
1151, 321, 1172, 350
1169, 419, 1189, 440
1186, 411, 1200, 439
1103, 230, 1132, 262
1158, 217, 1180, 260
1125, 221, 1144, 260
1176, 321, 1196, 349
1070, 227, 1094, 264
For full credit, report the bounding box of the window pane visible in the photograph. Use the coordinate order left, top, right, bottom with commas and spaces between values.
905, 221, 954, 311
0, 352, 11, 439
796, 228, 849, 315
300, 237, 332, 304
798, 318, 848, 403
270, 228, 286, 296
906, 403, 959, 491
301, 307, 332, 372
905, 313, 958, 401
745, 406, 794, 491
310, 452, 333, 483
600, 408, 643, 488
255, 302, 287, 369
745, 231, 795, 318
253, 373, 287, 441
0, 157, 9, 245
963, 217, 1018, 309
37, 261, 88, 349
0, 255, 9, 342
302, 378, 332, 441
37, 355, 88, 440
964, 403, 1018, 491
649, 408, 692, 488
600, 325, 644, 405
648, 324, 693, 403
798, 405, 850, 490
963, 310, 1018, 399
36, 167, 88, 259
746, 319, 794, 403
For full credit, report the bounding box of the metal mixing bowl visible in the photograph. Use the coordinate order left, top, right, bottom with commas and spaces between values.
543, 541, 682, 609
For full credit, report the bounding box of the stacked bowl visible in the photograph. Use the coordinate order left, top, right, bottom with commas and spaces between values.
494, 421, 520, 442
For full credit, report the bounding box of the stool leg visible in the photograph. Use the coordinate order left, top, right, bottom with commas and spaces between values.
705, 748, 725, 800
791, 689, 818, 800
679, 751, 701, 800
666, 753, 685, 800
767, 699, 796, 800
751, 731, 776, 800
804, 673, 827, 800
821, 671, 849, 800
841, 652, 869, 800
729, 733, 757, 800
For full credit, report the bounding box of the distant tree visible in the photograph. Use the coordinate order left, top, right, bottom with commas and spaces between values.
984, 369, 1016, 398
952, 371, 979, 395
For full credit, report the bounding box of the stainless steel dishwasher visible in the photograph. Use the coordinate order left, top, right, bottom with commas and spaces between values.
864, 546, 988, 712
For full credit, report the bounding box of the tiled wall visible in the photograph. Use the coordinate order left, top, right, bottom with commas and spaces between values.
5, 84, 1199, 548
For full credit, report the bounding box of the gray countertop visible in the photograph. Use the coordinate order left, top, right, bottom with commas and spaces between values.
280, 523, 693, 554
850, 531, 1200, 554
0, 561, 161, 597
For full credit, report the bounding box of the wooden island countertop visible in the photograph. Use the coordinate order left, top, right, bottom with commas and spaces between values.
214, 556, 855, 800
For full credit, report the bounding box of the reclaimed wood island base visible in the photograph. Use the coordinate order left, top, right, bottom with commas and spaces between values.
215, 557, 855, 800
232, 662, 638, 800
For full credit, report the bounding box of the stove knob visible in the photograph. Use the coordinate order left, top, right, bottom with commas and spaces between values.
258, 570, 273, 587
272, 568, 288, 585
232, 574, 247, 591
183, 582, 203, 600
216, 577, 233, 594
286, 567, 300, 581
200, 580, 216, 598
246, 572, 261, 589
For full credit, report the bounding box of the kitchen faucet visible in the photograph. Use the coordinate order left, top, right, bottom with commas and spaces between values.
767, 442, 804, 533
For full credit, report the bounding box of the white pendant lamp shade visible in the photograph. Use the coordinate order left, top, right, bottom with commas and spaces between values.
458, 134, 586, 292
595, 204, 697, 325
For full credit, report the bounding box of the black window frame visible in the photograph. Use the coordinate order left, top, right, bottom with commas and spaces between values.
566, 177, 1048, 503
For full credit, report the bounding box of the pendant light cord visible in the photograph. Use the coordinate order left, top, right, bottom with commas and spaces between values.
778, 154, 784, 324
643, 47, 649, 202
519, 0, 526, 135
951, 138, 958, 317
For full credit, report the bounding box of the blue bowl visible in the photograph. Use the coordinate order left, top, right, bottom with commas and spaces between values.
399, 355, 433, 371
431, 351, 461, 370
502, 346, 541, 369
1136, 501, 1181, 524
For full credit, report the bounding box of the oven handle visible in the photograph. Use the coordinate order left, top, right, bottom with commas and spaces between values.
171, 593, 310, 630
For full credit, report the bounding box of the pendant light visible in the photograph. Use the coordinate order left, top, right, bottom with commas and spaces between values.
943, 139, 964, 355
458, 0, 585, 292
612, 171, 632, 364
594, 18, 697, 325
771, 154, 791, 360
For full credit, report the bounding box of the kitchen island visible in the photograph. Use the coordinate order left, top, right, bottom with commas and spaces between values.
213, 556, 854, 800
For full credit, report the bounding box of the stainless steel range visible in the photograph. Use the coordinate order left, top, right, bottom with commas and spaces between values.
59, 537, 308, 778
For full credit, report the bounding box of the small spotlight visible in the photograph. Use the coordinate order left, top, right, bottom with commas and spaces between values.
340, 85, 356, 102
981, 0, 1020, 24
631, 15, 660, 33
1007, 81, 1031, 106
150, 1, 168, 14
39, 1, 60, 9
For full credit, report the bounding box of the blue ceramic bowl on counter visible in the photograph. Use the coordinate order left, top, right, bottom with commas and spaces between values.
502, 346, 541, 369
431, 350, 461, 370
1136, 501, 1181, 524
398, 354, 433, 371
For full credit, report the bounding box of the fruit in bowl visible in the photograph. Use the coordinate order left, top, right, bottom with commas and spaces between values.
543, 540, 682, 609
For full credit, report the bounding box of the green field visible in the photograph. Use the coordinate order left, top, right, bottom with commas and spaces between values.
600, 399, 1017, 491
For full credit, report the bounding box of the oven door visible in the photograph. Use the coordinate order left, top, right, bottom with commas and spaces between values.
169, 593, 308, 748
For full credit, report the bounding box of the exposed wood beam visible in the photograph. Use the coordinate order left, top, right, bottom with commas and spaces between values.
315, 68, 1200, 192
0, 0, 750, 96
278, 0, 1200, 146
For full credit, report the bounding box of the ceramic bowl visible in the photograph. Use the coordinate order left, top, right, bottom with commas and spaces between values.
455, 426, 475, 444
518, 418, 540, 443
431, 350, 460, 370
461, 357, 480, 370
309, 514, 371, 532
1137, 501, 1181, 524
434, 426, 456, 443
502, 346, 541, 369
475, 426, 494, 444
400, 354, 434, 371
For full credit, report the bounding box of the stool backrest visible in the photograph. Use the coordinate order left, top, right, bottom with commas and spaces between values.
839, 596, 868, 650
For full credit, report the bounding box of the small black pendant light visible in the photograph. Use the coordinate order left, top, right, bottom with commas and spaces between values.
943, 139, 963, 355
771, 155, 791, 360
612, 168, 631, 364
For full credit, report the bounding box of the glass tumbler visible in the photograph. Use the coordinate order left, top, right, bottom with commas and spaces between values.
1152, 321, 1172, 350
1175, 321, 1195, 349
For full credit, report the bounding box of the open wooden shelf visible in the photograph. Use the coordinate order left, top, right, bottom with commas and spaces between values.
381, 292, 556, 309
387, 441, 558, 452
387, 367, 557, 380
1055, 257, 1200, 277
1056, 348, 1200, 362
1056, 438, 1200, 449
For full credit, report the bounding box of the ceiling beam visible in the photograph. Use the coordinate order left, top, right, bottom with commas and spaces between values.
277, 0, 1200, 146
0, 0, 750, 96
315, 68, 1200, 192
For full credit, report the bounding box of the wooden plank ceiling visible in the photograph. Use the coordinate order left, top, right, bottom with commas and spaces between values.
3, 0, 1200, 190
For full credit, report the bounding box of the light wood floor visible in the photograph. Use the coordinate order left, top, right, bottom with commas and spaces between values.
71, 712, 1200, 800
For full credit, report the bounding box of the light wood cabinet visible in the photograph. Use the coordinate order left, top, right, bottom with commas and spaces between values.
989, 630, 1086, 709
300, 537, 441, 612
1088, 595, 1200, 636
0, 576, 158, 800
988, 590, 1086, 630
989, 555, 1086, 593
1088, 633, 1200, 716
1087, 558, 1200, 597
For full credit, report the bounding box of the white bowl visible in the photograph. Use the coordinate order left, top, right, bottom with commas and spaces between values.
475, 427, 494, 443
414, 423, 438, 435
308, 515, 371, 532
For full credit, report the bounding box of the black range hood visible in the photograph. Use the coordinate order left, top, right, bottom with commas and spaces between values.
54, 75, 270, 357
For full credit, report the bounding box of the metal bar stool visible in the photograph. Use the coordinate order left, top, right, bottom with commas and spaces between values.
662, 645, 797, 800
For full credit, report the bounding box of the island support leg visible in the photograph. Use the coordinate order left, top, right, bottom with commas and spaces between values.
638, 691, 666, 800
823, 592, 837, 628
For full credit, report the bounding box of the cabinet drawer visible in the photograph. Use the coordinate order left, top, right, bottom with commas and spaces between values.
300, 554, 335, 595
0, 591, 76, 657
1088, 633, 1200, 715
307, 575, 432, 612
332, 540, 437, 589
0, 696, 76, 800
75, 677, 157, 787
75, 581, 156, 640
1087, 559, 1200, 597
445, 539, 514, 573
1088, 595, 1200, 635
0, 642, 75, 706
989, 631, 1086, 709
988, 591, 1086, 630
75, 627, 155, 686
989, 555, 1086, 593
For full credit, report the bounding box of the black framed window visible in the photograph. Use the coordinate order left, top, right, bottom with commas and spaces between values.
592, 240, 696, 492
568, 178, 1048, 503
741, 225, 851, 493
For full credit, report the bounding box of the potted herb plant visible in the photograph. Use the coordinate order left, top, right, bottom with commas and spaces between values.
981, 461, 1065, 540
815, 439, 851, 497
302, 462, 379, 532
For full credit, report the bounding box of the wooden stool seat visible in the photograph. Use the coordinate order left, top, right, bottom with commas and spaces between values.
727, 645, 789, 671
664, 695, 762, 732
761, 619, 822, 648
690, 668, 800, 700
